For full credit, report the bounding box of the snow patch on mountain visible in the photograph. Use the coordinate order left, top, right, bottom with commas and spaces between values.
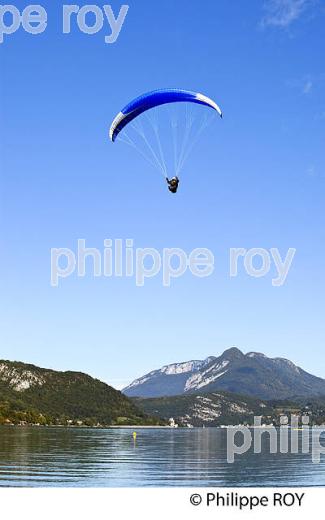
125, 357, 216, 392
161, 360, 203, 375
185, 361, 229, 391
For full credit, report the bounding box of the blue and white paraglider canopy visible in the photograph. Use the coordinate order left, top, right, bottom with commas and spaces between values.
110, 89, 222, 142
109, 88, 223, 179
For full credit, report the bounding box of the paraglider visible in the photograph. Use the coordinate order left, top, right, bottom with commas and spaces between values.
109, 88, 222, 193
166, 176, 180, 194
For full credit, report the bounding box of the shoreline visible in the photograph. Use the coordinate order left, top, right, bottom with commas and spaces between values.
1, 424, 325, 430
0, 423, 173, 430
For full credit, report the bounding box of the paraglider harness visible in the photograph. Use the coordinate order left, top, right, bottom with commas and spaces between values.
166, 176, 179, 194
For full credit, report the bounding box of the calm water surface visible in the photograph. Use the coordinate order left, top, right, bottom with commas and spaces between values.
0, 426, 324, 487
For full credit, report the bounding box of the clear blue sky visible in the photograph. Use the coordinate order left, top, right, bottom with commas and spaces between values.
1, 0, 324, 388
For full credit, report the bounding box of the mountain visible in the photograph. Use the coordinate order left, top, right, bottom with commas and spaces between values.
0, 360, 163, 426
134, 391, 274, 427
123, 347, 325, 400
135, 392, 325, 427
124, 356, 217, 398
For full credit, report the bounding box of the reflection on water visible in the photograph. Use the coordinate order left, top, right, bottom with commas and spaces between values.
0, 426, 324, 487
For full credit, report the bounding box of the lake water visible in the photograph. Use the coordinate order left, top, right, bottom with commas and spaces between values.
0, 426, 324, 487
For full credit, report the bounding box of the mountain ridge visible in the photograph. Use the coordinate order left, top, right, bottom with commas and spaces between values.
0, 359, 163, 426
135, 391, 325, 427
123, 347, 325, 400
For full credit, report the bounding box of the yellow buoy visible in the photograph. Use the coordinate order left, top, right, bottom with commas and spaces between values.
133, 431, 137, 441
